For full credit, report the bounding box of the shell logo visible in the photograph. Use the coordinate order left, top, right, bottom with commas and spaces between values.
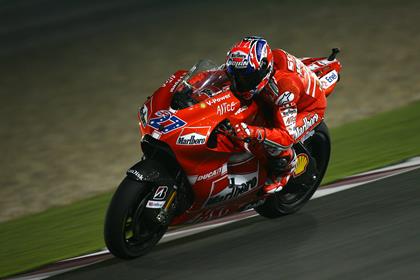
293, 153, 309, 177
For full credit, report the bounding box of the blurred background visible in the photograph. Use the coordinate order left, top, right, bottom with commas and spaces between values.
1, 0, 419, 222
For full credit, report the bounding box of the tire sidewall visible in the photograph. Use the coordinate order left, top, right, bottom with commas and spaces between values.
104, 177, 167, 259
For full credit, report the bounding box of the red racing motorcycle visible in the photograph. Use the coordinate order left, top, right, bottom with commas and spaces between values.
104, 49, 342, 258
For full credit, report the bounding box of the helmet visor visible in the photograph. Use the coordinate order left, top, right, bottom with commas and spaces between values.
227, 66, 262, 93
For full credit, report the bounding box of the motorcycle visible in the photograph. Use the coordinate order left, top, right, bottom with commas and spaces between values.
104, 48, 342, 258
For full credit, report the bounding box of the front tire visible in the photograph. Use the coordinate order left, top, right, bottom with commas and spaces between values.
104, 177, 167, 259
255, 121, 331, 218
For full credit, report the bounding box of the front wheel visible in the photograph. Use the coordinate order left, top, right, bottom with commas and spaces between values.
255, 121, 331, 218
104, 177, 168, 259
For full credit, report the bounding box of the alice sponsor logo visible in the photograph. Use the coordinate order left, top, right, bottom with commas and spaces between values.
295, 114, 319, 139
217, 102, 236, 115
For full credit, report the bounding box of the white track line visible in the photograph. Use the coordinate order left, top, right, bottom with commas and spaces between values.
313, 165, 420, 198
351, 156, 420, 176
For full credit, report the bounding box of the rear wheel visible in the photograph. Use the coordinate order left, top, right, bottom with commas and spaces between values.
104, 177, 168, 259
255, 121, 331, 218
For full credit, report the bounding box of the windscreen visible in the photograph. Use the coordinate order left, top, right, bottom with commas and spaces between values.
171, 60, 230, 109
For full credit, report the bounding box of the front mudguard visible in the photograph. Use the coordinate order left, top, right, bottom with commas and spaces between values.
126, 159, 178, 224
126, 159, 176, 186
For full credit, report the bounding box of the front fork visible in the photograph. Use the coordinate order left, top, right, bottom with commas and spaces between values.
155, 186, 178, 225
127, 155, 192, 226
146, 169, 191, 226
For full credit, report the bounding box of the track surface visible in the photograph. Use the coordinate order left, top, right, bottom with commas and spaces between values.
51, 169, 420, 280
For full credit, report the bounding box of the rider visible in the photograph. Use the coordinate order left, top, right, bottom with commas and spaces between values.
225, 36, 327, 194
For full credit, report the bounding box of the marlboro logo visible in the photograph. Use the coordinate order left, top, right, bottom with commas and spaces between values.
295, 113, 319, 139
205, 169, 259, 206
176, 127, 210, 145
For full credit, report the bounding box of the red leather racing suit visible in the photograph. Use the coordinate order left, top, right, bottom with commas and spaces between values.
187, 49, 326, 179
258, 49, 326, 158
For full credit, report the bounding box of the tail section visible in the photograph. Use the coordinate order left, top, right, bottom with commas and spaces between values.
300, 48, 342, 97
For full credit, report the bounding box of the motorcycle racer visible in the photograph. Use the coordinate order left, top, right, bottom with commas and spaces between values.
225, 36, 327, 194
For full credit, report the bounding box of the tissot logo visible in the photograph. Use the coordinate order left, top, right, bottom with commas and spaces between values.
176, 127, 210, 145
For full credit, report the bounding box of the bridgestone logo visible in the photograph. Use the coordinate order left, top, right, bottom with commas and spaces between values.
177, 135, 205, 145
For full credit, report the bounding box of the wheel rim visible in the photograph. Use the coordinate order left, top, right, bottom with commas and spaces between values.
276, 179, 315, 205
275, 130, 328, 207
122, 192, 165, 252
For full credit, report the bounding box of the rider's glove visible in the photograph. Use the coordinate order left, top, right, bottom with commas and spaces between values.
229, 119, 266, 144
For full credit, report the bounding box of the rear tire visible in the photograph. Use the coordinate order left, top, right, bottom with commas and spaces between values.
255, 121, 331, 218
104, 177, 168, 259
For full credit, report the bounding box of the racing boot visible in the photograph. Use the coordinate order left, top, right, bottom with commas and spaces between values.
263, 174, 291, 194
263, 149, 297, 194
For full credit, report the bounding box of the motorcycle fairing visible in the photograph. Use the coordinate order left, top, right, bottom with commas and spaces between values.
300, 57, 341, 97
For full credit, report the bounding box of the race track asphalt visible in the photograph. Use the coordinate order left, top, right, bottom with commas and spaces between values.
52, 169, 420, 280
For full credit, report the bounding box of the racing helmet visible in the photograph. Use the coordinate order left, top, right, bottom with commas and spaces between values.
225, 36, 274, 100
